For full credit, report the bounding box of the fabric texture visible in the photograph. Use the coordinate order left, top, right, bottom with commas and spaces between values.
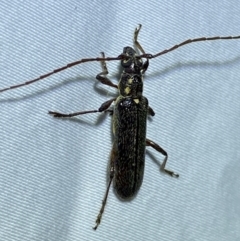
1, 1, 240, 241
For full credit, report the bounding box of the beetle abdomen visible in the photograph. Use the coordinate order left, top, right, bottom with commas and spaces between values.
113, 96, 148, 199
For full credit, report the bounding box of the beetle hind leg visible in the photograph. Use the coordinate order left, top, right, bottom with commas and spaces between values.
146, 138, 179, 178
93, 172, 113, 230
93, 144, 117, 230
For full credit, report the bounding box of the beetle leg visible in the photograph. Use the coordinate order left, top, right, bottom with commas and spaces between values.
148, 106, 155, 116
146, 138, 179, 178
93, 172, 113, 230
49, 52, 118, 118
93, 144, 117, 230
134, 24, 149, 74
134, 24, 145, 54
48, 97, 116, 117
96, 52, 118, 89
141, 58, 149, 74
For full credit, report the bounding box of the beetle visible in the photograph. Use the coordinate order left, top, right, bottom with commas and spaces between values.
1, 25, 240, 229
49, 25, 180, 229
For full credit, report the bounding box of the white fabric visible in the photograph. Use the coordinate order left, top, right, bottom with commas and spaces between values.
1, 1, 240, 240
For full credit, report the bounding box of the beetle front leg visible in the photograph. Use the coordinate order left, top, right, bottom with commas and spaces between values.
96, 52, 118, 89
134, 24, 145, 54
134, 24, 149, 73
146, 138, 179, 178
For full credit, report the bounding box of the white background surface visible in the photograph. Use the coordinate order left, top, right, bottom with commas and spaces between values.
0, 1, 240, 241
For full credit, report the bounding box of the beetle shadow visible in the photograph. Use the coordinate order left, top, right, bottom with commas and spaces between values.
57, 67, 121, 126
92, 62, 122, 99
0, 75, 93, 103
93, 77, 117, 98
2, 55, 239, 104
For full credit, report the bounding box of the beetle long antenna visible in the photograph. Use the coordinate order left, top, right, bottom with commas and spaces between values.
0, 56, 123, 93
141, 35, 240, 59
1, 35, 240, 93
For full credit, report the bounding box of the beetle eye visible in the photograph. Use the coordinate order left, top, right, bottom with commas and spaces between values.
121, 57, 133, 67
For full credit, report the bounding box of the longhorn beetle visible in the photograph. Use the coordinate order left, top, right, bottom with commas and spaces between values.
1, 25, 240, 230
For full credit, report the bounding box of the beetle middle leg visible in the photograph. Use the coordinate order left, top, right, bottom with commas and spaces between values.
146, 138, 179, 178
48, 97, 115, 117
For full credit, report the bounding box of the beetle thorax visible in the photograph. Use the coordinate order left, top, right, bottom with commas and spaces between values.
118, 73, 143, 98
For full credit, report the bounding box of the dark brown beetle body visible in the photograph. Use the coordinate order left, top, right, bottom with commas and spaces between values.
112, 46, 149, 199
113, 95, 148, 199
